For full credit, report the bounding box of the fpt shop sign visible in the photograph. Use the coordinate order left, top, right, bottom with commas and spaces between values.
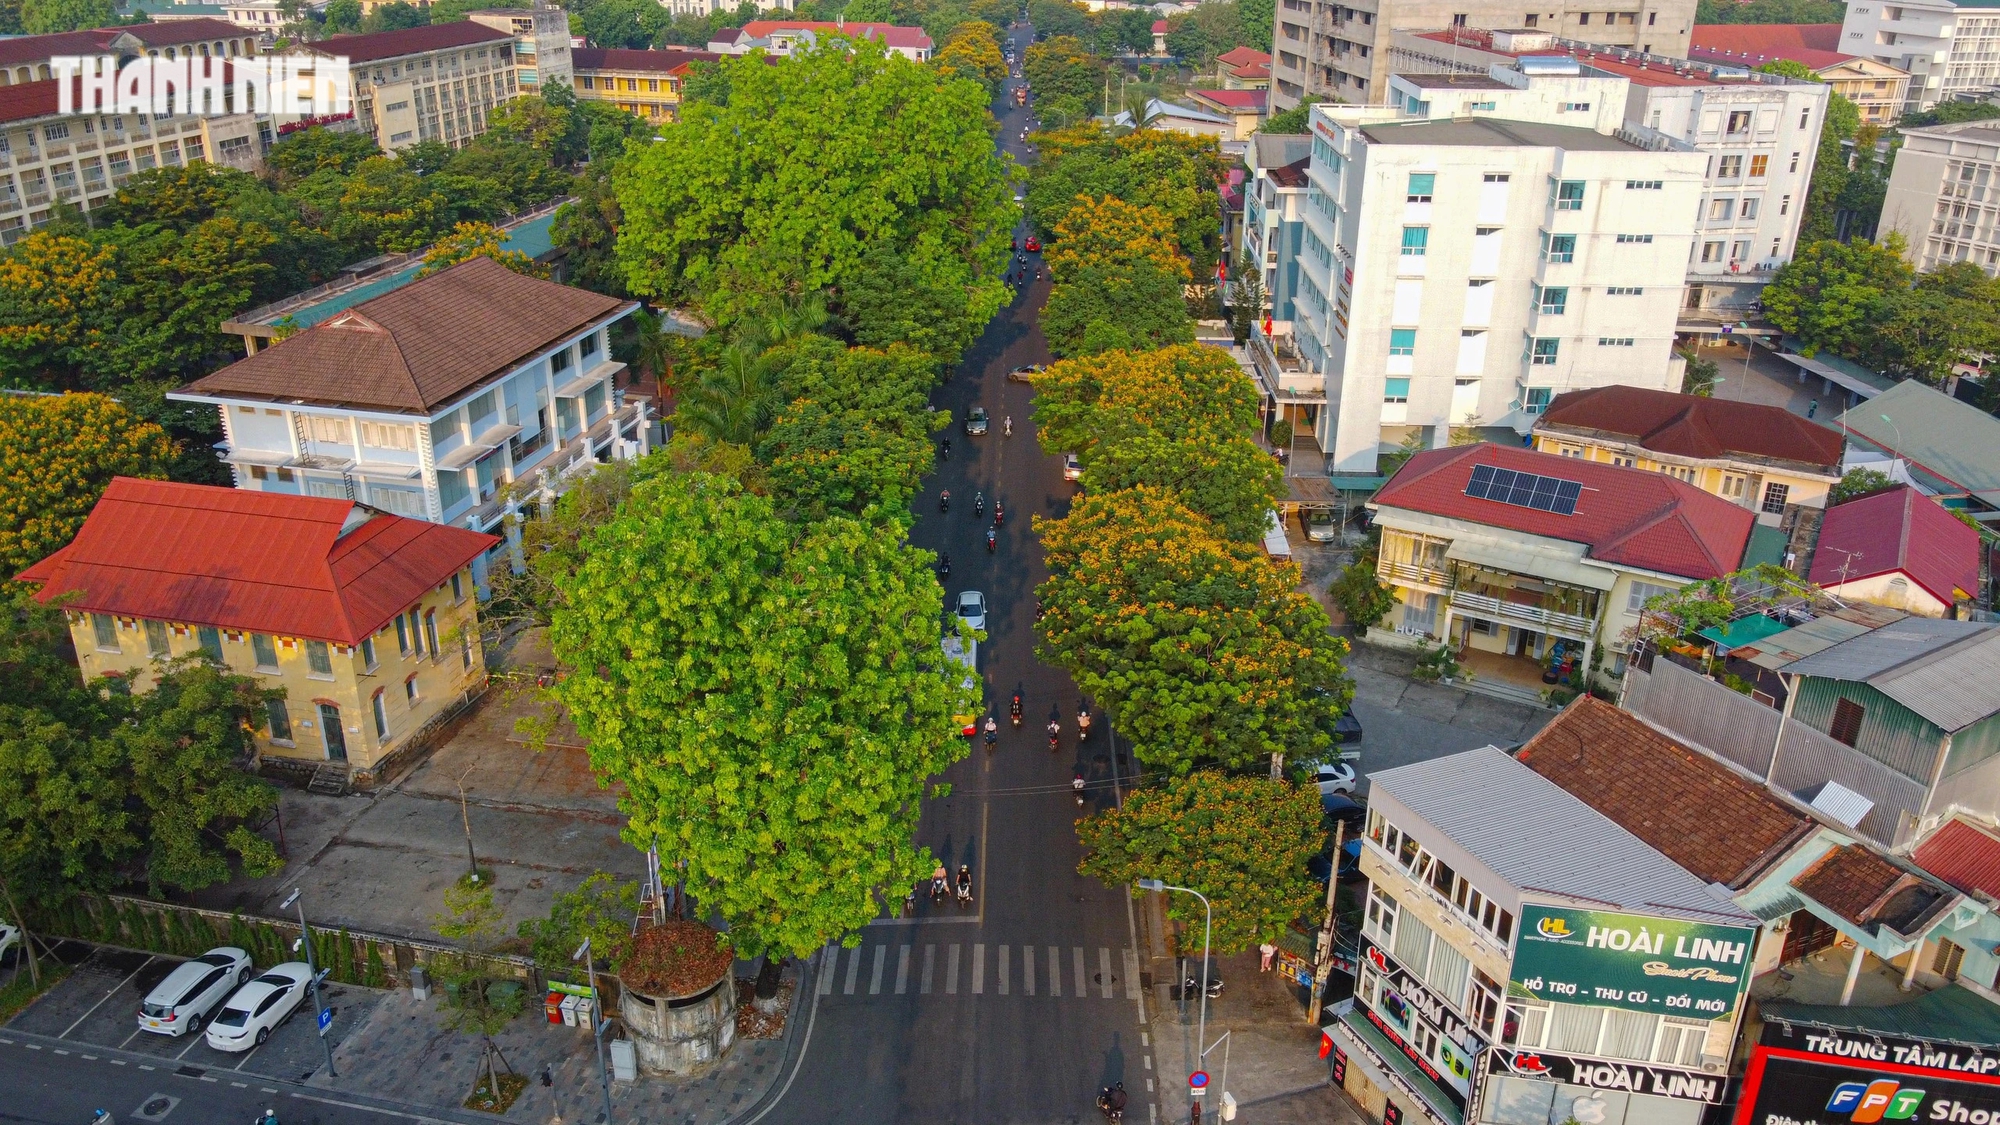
1736, 1051, 2000, 1125
1509, 905, 1755, 1019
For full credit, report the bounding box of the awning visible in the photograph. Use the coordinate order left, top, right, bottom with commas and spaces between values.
353, 461, 422, 480
1443, 538, 1617, 591
1697, 614, 1790, 652
555, 359, 625, 398
218, 446, 293, 467
1772, 348, 1895, 399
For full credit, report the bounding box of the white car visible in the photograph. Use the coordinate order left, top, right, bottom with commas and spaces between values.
0, 923, 18, 964
205, 962, 312, 1052
956, 589, 987, 634
1312, 761, 1358, 795
1063, 453, 1083, 482
139, 947, 253, 1036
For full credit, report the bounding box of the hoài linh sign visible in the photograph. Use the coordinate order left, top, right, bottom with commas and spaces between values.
1509, 905, 1755, 1019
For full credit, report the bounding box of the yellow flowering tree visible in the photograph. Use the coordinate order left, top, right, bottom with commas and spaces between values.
0, 393, 175, 577
417, 222, 546, 279
1045, 197, 1188, 285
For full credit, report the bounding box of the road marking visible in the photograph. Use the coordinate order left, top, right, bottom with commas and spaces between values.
894, 945, 910, 995
1142, 1032, 1149, 1047
1099, 947, 1115, 998
139, 1064, 154, 1070
81, 1054, 96, 1060
998, 944, 1009, 996
1125, 949, 1143, 1000
972, 943, 985, 995
110, 1059, 125, 1066
818, 945, 835, 996
61, 954, 153, 1040
868, 945, 886, 996
1074, 946, 1086, 997
1145, 1056, 1152, 1070
286, 1091, 451, 1123
232, 1082, 247, 1088
199, 1075, 217, 1082
1023, 945, 1035, 996
53, 1048, 68, 1055
947, 944, 960, 995
1049, 946, 1061, 996
921, 944, 935, 994
23, 1043, 40, 1050
843, 946, 861, 996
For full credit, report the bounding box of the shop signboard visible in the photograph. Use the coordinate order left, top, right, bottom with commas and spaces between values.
1487, 1047, 1727, 1104
1509, 904, 1755, 1019
1735, 1049, 2000, 1125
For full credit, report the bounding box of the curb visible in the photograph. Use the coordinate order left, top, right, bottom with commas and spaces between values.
716, 949, 824, 1125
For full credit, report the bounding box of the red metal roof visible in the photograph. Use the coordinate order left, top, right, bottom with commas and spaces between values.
315, 22, 512, 64
738, 19, 933, 50
1216, 46, 1270, 69
15, 478, 499, 646
1152, 19, 1169, 32
1539, 386, 1845, 471
1192, 88, 1266, 111
1913, 817, 2000, 899
1689, 23, 1847, 65
1808, 485, 1980, 608
1371, 442, 1757, 580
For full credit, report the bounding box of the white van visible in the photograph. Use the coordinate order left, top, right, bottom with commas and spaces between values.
1262, 509, 1292, 560
943, 634, 980, 736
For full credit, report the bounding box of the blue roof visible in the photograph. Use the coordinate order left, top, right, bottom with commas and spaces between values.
278, 213, 560, 329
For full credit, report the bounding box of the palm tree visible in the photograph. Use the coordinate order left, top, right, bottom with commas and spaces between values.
630, 306, 679, 385
674, 343, 781, 447
745, 290, 831, 353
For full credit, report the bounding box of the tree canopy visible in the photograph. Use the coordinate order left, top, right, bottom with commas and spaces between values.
1764, 236, 2000, 384
0, 393, 174, 578
1027, 126, 1227, 277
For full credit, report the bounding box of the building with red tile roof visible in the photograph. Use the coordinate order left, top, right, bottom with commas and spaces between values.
1188, 88, 1265, 137
16, 478, 499, 781
1688, 24, 1909, 124
1913, 816, 2000, 901
1808, 485, 1980, 617
571, 47, 718, 123
728, 19, 933, 60
0, 19, 258, 82
1214, 45, 1270, 88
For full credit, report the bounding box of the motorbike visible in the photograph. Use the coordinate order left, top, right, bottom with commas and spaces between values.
986, 528, 997, 553
1004, 417, 1013, 437
1047, 720, 1061, 752
993, 503, 1004, 528
941, 439, 952, 461
936, 553, 951, 580
939, 490, 951, 513
1077, 709, 1092, 741
955, 867, 973, 906
974, 493, 985, 519
1097, 1084, 1127, 1123
931, 872, 950, 902
983, 716, 998, 748
1010, 692, 1023, 727
1179, 971, 1225, 1000
1073, 770, 1086, 807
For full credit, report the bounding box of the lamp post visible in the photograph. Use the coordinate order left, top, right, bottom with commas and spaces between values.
279, 888, 338, 1079
574, 938, 614, 1124
1138, 878, 1214, 1116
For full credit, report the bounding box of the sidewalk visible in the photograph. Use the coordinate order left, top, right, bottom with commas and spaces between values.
313, 959, 806, 1122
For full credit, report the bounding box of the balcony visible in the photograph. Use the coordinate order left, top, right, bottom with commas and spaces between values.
1449, 590, 1595, 638
1380, 559, 1450, 590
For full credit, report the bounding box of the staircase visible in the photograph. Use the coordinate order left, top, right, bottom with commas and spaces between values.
1457, 675, 1551, 710
307, 761, 349, 796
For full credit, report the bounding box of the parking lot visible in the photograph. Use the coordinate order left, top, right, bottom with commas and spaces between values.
6, 943, 382, 1084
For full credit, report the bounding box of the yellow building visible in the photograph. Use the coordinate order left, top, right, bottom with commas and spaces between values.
571, 47, 718, 123
1816, 56, 1911, 127
1531, 385, 1846, 521
17, 477, 500, 788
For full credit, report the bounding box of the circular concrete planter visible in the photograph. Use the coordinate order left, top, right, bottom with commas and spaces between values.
615, 921, 737, 1076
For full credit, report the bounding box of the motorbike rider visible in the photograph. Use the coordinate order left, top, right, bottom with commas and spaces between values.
937, 552, 951, 578
1004, 415, 1013, 437
941, 437, 951, 460
983, 715, 998, 746
1010, 691, 1023, 726
940, 489, 951, 512
1097, 1083, 1127, 1121
974, 492, 985, 518
1047, 716, 1061, 750
993, 502, 1004, 527
955, 865, 973, 904
932, 863, 949, 899
986, 527, 997, 553
1077, 707, 1092, 740
1073, 769, 1086, 806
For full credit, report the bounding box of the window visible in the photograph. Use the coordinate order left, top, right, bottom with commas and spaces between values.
1400, 226, 1429, 255
372, 690, 389, 739
1709, 197, 1735, 221
1607, 286, 1644, 295
1406, 172, 1434, 202
1934, 938, 1965, 981
395, 614, 411, 656
266, 699, 292, 743
145, 619, 170, 657
198, 626, 223, 663
1577, 10, 1589, 21
1718, 154, 1743, 178
462, 632, 473, 671
1531, 338, 1559, 365
1603, 1008, 1661, 1060
1364, 885, 1398, 944
1538, 286, 1568, 314
1702, 241, 1725, 263
551, 347, 574, 374
405, 674, 421, 704
1393, 908, 1435, 978
1541, 232, 1575, 262
1789, 150, 1800, 173
1830, 698, 1866, 746
1721, 473, 1747, 498
360, 636, 377, 671
91, 613, 119, 652
581, 332, 601, 360
1553, 180, 1585, 210
1625, 179, 1663, 191
43, 122, 69, 141
450, 573, 464, 603
305, 640, 333, 677
1799, 107, 1810, 129
1762, 481, 1790, 512
1547, 1003, 1606, 1053
1727, 110, 1753, 135
424, 610, 439, 658
359, 421, 415, 450
1742, 197, 1761, 220
1616, 233, 1654, 244
1658, 1017, 1709, 1066
1559, 101, 1590, 112
305, 415, 348, 442
252, 633, 279, 672
407, 609, 424, 655
1504, 1000, 1550, 1047
1626, 579, 1675, 614
1750, 153, 1769, 177
1598, 337, 1635, 346
1425, 937, 1470, 1005
1523, 387, 1553, 414
1483, 172, 1509, 182
1389, 328, 1416, 356
1384, 378, 1411, 403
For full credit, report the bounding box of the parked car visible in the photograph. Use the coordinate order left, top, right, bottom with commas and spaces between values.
204, 962, 312, 1052
1308, 838, 1364, 884
1321, 792, 1366, 834
0, 923, 18, 964
1304, 509, 1338, 542
956, 589, 987, 633
138, 947, 253, 1037
1062, 453, 1083, 481
1332, 710, 1363, 744
964, 406, 989, 436
1006, 364, 1045, 382
1312, 760, 1357, 795
1310, 794, 1367, 883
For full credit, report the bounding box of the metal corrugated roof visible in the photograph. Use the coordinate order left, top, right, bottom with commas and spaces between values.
1368, 747, 1756, 924
1777, 618, 1982, 681
1837, 379, 2000, 496
1783, 620, 2000, 732
1733, 608, 1900, 671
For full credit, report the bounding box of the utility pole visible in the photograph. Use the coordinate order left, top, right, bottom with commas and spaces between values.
1306, 819, 1345, 1025
455, 763, 481, 883
281, 888, 338, 1079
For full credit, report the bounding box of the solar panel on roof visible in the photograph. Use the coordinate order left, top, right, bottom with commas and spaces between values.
1464, 464, 1581, 515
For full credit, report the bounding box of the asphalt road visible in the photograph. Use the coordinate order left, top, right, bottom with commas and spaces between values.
754, 25, 1158, 1125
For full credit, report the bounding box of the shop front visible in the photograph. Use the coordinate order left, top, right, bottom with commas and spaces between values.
1738, 1005, 2000, 1125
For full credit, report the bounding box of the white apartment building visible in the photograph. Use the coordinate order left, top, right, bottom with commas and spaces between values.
1840, 0, 2000, 112
306, 22, 518, 152
468, 3, 574, 92
1880, 118, 2000, 273
1391, 32, 1828, 313
1268, 0, 1697, 111
1290, 65, 1706, 473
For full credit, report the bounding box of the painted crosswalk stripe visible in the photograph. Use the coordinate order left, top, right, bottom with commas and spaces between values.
869, 944, 886, 995
998, 943, 1010, 995
1023, 945, 1035, 995
844, 945, 861, 995
1099, 947, 1114, 998
895, 945, 911, 995
921, 944, 936, 994
947, 943, 961, 994
973, 943, 985, 994
819, 945, 836, 995
1125, 949, 1143, 1000
1074, 946, 1087, 998
1049, 946, 1062, 997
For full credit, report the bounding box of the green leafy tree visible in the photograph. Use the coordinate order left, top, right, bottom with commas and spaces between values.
264, 126, 380, 183
757, 339, 941, 520
416, 221, 544, 278
1831, 466, 1896, 504
1873, 261, 2000, 383
1761, 235, 1912, 358
934, 20, 1008, 91
1697, 0, 1842, 20
1040, 260, 1194, 358
21, 0, 112, 33
363, 0, 428, 30
1330, 538, 1396, 636
613, 41, 1012, 337
1800, 92, 1860, 243
0, 393, 174, 577
321, 0, 361, 32
1680, 348, 1719, 396
1756, 58, 1819, 82
1901, 101, 2000, 128
552, 170, 626, 297
1023, 34, 1102, 104
1027, 128, 1227, 276
1036, 486, 1350, 774
517, 872, 641, 972
1261, 104, 1310, 133
1079, 772, 1324, 954
544, 473, 976, 962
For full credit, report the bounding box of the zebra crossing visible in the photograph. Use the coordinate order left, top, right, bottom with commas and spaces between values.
819, 941, 1143, 1002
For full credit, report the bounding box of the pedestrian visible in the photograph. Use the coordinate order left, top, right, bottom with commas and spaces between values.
1259, 942, 1276, 972
1807, 399, 1819, 419
1785, 549, 1797, 571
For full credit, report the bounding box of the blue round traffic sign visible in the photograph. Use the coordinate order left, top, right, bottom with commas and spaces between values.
1189, 1072, 1209, 1090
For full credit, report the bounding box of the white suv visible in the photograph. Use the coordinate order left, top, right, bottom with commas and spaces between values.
138, 948, 252, 1037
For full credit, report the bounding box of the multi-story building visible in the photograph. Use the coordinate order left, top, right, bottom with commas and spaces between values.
1392, 31, 1828, 312
306, 22, 517, 152
711, 19, 933, 61
1688, 23, 1910, 125
1268, 0, 1698, 111
0, 18, 261, 85
1287, 71, 1706, 471
15, 477, 498, 787
1214, 45, 1273, 88
1880, 118, 2000, 275
1367, 442, 1757, 686
1532, 385, 1846, 517
570, 47, 717, 123
1242, 132, 1311, 324
168, 257, 647, 583
1839, 0, 2000, 112
668, 0, 792, 17
468, 3, 573, 92
1338, 743, 1760, 1125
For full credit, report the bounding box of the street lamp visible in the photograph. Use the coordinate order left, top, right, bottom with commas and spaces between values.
574, 937, 614, 1124
1137, 880, 1214, 1082
279, 888, 338, 1079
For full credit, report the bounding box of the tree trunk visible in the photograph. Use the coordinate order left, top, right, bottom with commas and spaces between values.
753, 954, 784, 1012
0, 877, 38, 988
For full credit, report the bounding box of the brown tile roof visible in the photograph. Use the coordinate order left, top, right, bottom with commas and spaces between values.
571, 47, 717, 73
1791, 844, 1920, 928
1537, 385, 1845, 472
1517, 696, 1815, 888
178, 257, 633, 415
0, 20, 250, 68
314, 22, 511, 64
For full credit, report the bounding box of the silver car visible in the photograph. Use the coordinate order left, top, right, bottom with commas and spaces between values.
956, 589, 987, 633
138, 947, 252, 1036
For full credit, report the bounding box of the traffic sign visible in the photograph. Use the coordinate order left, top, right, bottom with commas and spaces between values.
317, 1007, 334, 1034
1189, 1071, 1209, 1096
